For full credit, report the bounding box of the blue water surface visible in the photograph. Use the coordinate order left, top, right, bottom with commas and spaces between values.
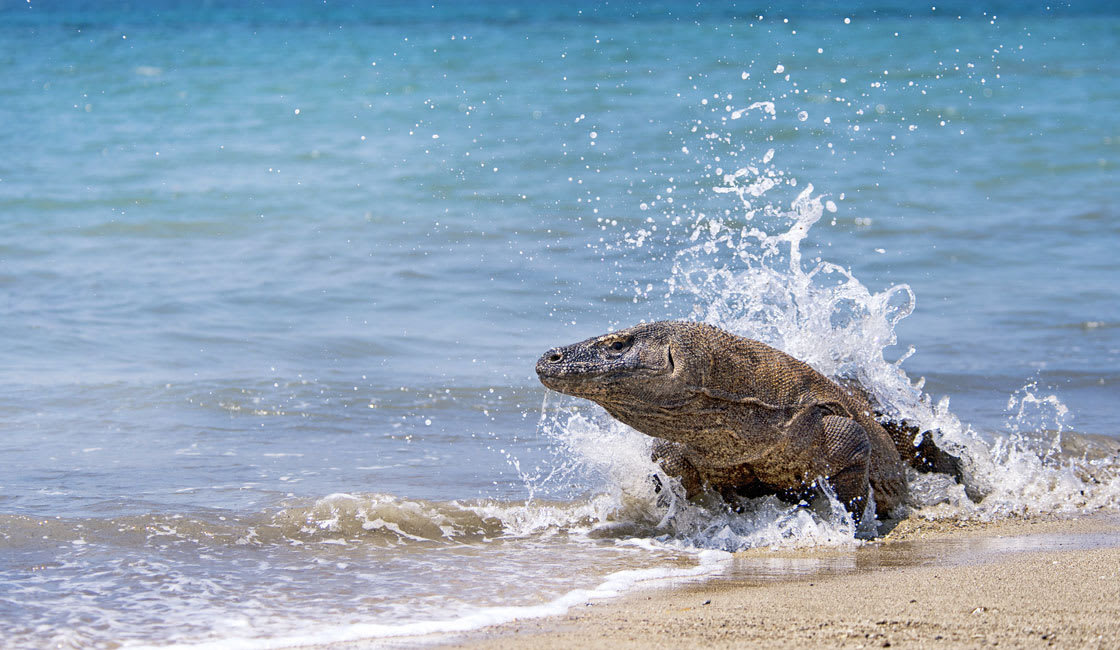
0, 1, 1118, 646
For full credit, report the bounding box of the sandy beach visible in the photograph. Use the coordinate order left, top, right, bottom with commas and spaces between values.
412, 514, 1120, 650
8, 5, 1119, 647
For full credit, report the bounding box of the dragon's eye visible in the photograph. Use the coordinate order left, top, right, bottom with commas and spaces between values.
609, 340, 628, 351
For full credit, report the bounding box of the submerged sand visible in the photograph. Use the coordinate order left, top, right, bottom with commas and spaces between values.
427, 514, 1120, 650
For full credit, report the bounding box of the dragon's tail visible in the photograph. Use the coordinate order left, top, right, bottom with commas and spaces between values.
878, 418, 964, 481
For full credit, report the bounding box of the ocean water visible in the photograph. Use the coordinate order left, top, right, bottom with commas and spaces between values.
2, 1, 1119, 648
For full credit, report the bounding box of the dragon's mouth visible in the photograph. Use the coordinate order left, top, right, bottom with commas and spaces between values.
535, 368, 609, 400
536, 362, 609, 386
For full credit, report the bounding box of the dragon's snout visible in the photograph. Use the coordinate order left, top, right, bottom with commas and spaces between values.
535, 348, 566, 379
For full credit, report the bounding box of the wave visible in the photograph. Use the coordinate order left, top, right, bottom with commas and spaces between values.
0, 492, 734, 650
126, 552, 731, 650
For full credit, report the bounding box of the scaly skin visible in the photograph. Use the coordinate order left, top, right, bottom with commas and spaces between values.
536, 321, 962, 520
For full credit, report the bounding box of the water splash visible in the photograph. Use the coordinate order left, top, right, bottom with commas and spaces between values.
1005, 380, 1070, 458
527, 392, 864, 551
536, 111, 1120, 542
924, 380, 1120, 520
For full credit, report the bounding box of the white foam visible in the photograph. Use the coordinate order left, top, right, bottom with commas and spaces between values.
124, 554, 731, 650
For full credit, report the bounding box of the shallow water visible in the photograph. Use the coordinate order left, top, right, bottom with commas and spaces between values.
2, 2, 1118, 648
722, 518, 1120, 584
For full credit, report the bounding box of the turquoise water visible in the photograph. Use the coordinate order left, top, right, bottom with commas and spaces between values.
2, 2, 1118, 648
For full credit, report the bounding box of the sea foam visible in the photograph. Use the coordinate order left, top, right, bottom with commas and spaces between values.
127, 548, 731, 650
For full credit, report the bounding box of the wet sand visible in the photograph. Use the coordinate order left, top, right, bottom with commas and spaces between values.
428, 514, 1120, 650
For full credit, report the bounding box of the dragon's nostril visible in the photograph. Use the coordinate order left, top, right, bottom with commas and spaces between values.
549, 352, 563, 363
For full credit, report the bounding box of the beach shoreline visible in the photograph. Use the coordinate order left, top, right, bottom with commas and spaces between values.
7, 5, 1118, 648
324, 513, 1120, 650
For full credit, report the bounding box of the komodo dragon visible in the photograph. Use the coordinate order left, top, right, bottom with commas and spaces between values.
535, 320, 963, 521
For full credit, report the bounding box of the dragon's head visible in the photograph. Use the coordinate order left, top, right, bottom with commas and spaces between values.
535, 321, 696, 408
